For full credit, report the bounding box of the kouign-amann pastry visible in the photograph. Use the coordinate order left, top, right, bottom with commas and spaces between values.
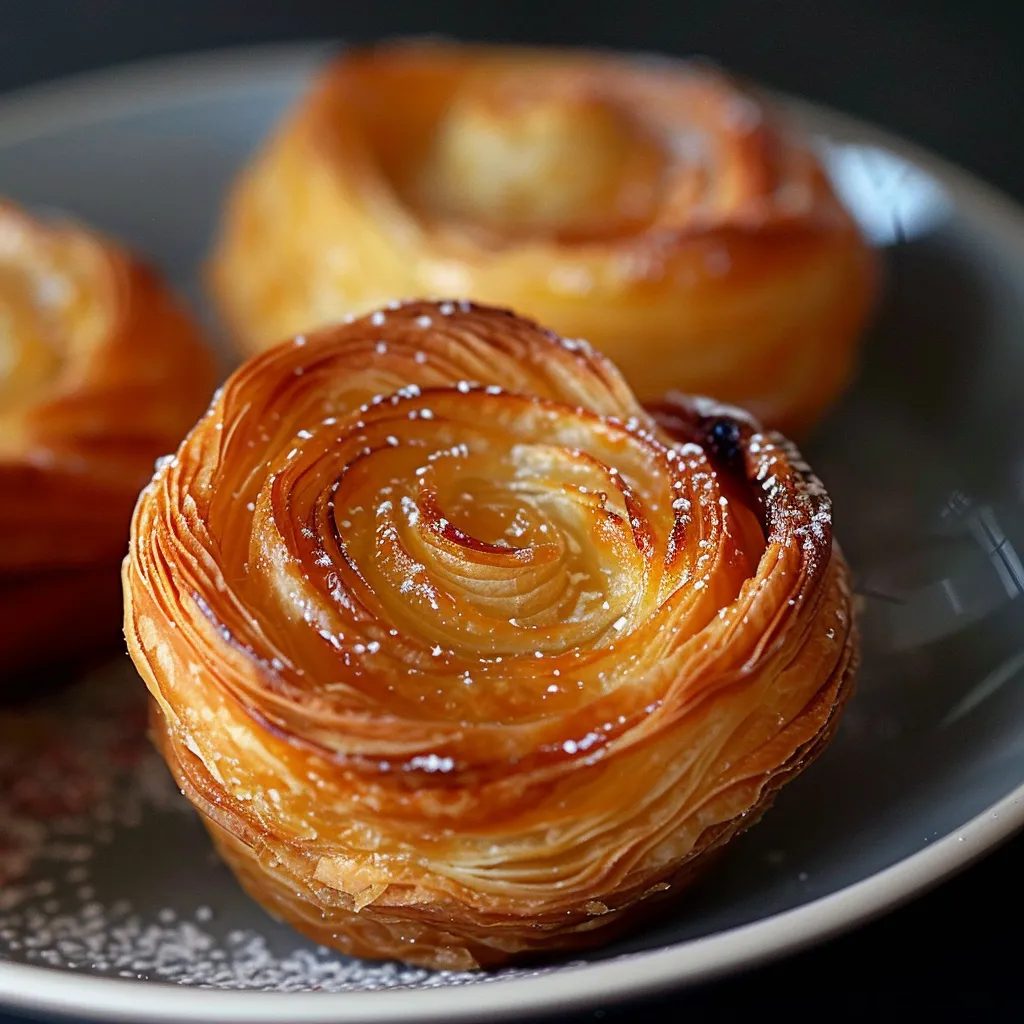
0, 201, 216, 674
125, 301, 857, 969
208, 41, 876, 434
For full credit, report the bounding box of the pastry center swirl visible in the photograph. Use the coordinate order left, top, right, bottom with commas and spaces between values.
0, 263, 66, 408
0, 219, 107, 415
241, 382, 765, 726
418, 83, 666, 237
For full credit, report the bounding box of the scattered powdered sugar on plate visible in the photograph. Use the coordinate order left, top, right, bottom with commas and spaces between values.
0, 659, 184, 894
4, 900, 502, 991
0, 658, 569, 991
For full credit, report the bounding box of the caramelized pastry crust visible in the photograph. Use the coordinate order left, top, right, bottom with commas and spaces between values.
208, 41, 876, 434
0, 201, 216, 674
124, 301, 857, 969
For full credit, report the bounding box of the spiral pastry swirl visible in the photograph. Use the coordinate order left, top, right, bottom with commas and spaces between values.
0, 201, 215, 676
125, 301, 856, 969
208, 41, 876, 434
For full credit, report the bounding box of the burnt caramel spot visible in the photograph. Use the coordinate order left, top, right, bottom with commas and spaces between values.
705, 416, 742, 464
698, 413, 769, 539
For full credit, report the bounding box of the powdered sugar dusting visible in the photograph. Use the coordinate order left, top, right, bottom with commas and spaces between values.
4, 899, 503, 990
0, 661, 185, 893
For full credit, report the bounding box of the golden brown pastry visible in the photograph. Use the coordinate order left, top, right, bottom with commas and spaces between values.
125, 300, 856, 969
207, 41, 877, 435
0, 200, 216, 675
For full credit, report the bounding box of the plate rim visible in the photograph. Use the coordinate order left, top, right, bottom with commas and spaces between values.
2, 41, 1024, 1024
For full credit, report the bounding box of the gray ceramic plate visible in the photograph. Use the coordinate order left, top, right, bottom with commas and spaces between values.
3, 42, 1024, 1024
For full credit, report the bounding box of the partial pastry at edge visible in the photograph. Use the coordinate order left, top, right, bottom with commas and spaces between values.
0, 200, 217, 675
207, 40, 877, 435
124, 300, 857, 969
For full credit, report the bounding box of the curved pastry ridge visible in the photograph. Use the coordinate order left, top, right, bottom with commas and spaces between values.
125, 300, 856, 969
208, 41, 877, 434
0, 200, 216, 673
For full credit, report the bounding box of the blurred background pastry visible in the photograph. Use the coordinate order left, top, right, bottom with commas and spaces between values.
208, 41, 877, 435
0, 201, 216, 678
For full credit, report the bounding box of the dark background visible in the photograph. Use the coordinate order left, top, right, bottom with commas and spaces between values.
1, 1, 1024, 1021
4, 0, 1024, 205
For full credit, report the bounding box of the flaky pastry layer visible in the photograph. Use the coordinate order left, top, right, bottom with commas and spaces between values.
125, 301, 856, 968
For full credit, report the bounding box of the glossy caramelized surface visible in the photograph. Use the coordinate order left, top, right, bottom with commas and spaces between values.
208, 41, 877, 435
124, 301, 857, 969
0, 201, 216, 673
